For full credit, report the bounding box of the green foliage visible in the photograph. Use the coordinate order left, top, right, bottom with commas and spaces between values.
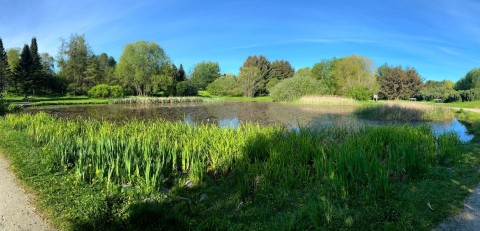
88, 84, 110, 98
175, 81, 198, 96
190, 62, 221, 90
237, 67, 264, 97
109, 85, 124, 98
115, 41, 169, 96
455, 68, 480, 90
378, 64, 424, 100
269, 60, 294, 80
311, 58, 339, 94
445, 89, 480, 102
0, 93, 7, 116
355, 103, 454, 121
15, 45, 34, 98
0, 113, 474, 230
57, 34, 91, 95
416, 80, 455, 101
294, 67, 312, 78
241, 55, 271, 94
312, 55, 377, 97
0, 38, 8, 92
87, 84, 125, 98
174, 64, 186, 82
265, 77, 280, 93
270, 76, 327, 102
207, 75, 242, 96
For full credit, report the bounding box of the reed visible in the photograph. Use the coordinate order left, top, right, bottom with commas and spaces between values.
1, 112, 458, 202
355, 102, 454, 121
297, 95, 360, 106
109, 96, 218, 104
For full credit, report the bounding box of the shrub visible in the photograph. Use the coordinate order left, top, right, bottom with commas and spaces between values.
88, 84, 111, 98
346, 85, 372, 100
265, 78, 280, 94
445, 92, 461, 102
269, 76, 327, 102
206, 76, 242, 96
176, 81, 198, 96
110, 85, 125, 98
88, 84, 125, 98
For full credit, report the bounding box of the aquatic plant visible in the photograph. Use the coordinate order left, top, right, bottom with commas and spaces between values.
355, 102, 454, 121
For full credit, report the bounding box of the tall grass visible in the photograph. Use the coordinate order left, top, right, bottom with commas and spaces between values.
2, 112, 461, 202
356, 102, 454, 121
297, 95, 360, 106
110, 96, 217, 104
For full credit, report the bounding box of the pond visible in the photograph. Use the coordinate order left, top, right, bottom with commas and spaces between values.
28, 102, 475, 142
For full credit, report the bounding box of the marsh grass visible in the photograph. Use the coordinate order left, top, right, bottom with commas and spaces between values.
356, 102, 454, 121
110, 96, 217, 104
0, 112, 473, 230
297, 95, 360, 106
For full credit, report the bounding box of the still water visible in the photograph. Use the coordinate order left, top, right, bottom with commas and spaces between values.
29, 102, 474, 142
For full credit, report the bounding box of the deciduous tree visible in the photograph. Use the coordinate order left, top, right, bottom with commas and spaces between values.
191, 61, 220, 89
455, 68, 480, 90
237, 67, 263, 97
116, 41, 169, 96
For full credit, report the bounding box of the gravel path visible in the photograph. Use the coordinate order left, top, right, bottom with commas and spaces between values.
0, 154, 54, 231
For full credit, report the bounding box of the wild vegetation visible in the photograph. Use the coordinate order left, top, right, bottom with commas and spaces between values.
356, 102, 454, 122
0, 112, 476, 230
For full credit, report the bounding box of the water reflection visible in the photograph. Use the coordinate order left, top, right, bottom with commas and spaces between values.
28, 102, 474, 142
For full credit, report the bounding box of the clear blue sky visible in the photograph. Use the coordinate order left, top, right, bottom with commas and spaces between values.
1, 0, 479, 82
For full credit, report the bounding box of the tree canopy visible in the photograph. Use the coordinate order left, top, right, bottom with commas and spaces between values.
191, 61, 220, 90
455, 68, 480, 90
116, 41, 169, 96
377, 64, 423, 100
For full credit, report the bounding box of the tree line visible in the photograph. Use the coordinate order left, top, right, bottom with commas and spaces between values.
1, 35, 479, 102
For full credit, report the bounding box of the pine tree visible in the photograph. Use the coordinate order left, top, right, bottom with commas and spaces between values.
16, 45, 34, 99
30, 37, 44, 95
175, 64, 186, 82
0, 38, 9, 92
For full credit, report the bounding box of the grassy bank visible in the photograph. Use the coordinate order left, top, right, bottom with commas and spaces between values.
356, 102, 455, 121
0, 113, 479, 230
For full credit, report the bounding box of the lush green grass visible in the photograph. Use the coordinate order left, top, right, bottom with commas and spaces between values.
356, 102, 455, 121
445, 100, 480, 109
0, 112, 479, 230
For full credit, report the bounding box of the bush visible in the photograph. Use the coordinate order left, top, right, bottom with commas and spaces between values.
266, 78, 280, 94
88, 84, 111, 98
445, 92, 461, 102
346, 85, 372, 100
176, 81, 198, 96
269, 76, 327, 102
206, 76, 242, 96
110, 85, 125, 98
88, 84, 125, 98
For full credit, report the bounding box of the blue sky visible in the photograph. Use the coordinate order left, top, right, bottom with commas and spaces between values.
1, 0, 479, 82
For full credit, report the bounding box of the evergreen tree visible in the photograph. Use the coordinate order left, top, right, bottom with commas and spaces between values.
30, 37, 44, 94
15, 45, 34, 99
0, 38, 9, 92
175, 64, 186, 82
269, 60, 294, 80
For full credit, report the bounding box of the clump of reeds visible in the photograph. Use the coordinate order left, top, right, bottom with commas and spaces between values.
110, 96, 217, 104
297, 95, 360, 106
1, 112, 459, 201
355, 102, 454, 121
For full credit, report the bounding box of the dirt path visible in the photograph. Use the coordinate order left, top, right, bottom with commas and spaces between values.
0, 154, 54, 231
